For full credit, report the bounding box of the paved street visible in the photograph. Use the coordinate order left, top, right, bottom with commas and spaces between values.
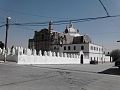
0, 62, 120, 90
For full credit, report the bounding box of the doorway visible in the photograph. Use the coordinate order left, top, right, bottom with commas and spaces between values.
81, 54, 83, 64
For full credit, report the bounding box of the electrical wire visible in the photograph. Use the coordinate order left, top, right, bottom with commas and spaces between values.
0, 15, 120, 27
98, 0, 109, 16
8, 15, 120, 27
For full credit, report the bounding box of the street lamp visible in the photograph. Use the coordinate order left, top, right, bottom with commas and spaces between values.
117, 40, 120, 42
4, 17, 11, 62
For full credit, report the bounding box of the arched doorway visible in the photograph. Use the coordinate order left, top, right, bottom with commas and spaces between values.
81, 54, 83, 64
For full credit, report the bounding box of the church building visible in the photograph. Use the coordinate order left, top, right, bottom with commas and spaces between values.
28, 21, 106, 63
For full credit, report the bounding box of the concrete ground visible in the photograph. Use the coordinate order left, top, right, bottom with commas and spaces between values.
0, 62, 120, 90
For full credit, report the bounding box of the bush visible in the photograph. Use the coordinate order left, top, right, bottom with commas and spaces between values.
110, 49, 120, 62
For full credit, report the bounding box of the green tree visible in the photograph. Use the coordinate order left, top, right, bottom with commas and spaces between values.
110, 49, 120, 62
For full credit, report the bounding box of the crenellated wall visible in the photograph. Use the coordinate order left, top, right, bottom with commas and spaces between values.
0, 47, 111, 64
17, 47, 85, 64
0, 47, 89, 64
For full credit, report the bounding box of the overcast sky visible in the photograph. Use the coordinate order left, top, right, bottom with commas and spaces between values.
0, 0, 120, 52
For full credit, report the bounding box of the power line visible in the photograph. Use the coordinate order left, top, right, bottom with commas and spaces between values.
11, 24, 48, 27
10, 15, 120, 26
98, 0, 109, 16
10, 21, 49, 25
0, 14, 120, 28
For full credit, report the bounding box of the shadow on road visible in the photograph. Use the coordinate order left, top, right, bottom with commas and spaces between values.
98, 67, 120, 75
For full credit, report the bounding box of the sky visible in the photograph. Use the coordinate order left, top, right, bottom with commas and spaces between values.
0, 0, 120, 52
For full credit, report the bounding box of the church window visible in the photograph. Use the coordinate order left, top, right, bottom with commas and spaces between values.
64, 46, 66, 50
81, 46, 84, 50
96, 47, 98, 51
74, 46, 76, 50
68, 46, 71, 50
99, 48, 100, 51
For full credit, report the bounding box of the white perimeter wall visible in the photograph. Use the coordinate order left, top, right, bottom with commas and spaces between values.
18, 55, 81, 64
0, 47, 111, 64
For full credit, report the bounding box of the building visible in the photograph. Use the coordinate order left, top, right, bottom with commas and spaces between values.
28, 22, 106, 63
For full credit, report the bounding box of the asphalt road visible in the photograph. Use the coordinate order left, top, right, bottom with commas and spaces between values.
0, 62, 120, 90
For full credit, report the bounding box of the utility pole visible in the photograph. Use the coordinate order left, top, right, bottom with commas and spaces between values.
102, 46, 103, 64
4, 17, 11, 62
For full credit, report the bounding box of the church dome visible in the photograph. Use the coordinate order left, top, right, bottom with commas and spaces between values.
68, 27, 76, 33
65, 22, 80, 37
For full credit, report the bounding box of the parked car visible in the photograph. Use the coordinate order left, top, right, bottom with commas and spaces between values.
90, 60, 98, 64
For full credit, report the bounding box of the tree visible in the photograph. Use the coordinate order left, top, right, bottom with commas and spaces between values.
0, 41, 4, 49
110, 49, 120, 62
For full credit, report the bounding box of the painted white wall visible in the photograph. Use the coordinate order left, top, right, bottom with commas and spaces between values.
18, 55, 80, 64
89, 43, 104, 62
17, 48, 89, 64
0, 47, 111, 64
89, 43, 103, 54
0, 55, 4, 61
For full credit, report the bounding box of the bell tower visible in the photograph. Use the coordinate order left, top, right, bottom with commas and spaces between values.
48, 20, 53, 32
69, 21, 73, 28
